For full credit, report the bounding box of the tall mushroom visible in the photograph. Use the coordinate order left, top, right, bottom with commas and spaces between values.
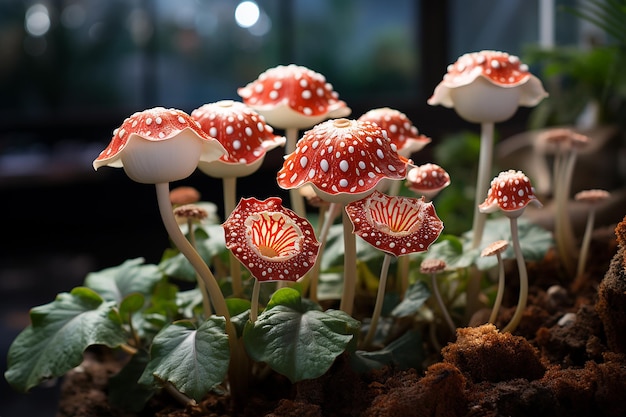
191, 100, 286, 297
345, 191, 444, 347
574, 189, 610, 280
277, 118, 409, 315
223, 197, 319, 322
479, 170, 542, 333
238, 64, 351, 216
480, 240, 509, 325
92, 107, 245, 393
428, 50, 547, 249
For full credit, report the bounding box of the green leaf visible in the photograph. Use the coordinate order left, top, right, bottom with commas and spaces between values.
139, 317, 230, 401
351, 330, 425, 373
5, 287, 126, 392
120, 293, 145, 318
391, 281, 431, 318
108, 350, 155, 412
425, 235, 479, 269
243, 289, 360, 382
85, 258, 162, 304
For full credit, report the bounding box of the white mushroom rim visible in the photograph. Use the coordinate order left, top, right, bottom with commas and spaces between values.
244, 211, 304, 261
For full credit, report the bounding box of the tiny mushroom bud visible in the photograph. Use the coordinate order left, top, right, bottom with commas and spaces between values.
358, 107, 431, 158
170, 186, 201, 206
428, 50, 548, 123
480, 240, 509, 325
93, 107, 227, 184
420, 258, 456, 336
406, 163, 451, 201
575, 189, 611, 279
237, 64, 351, 130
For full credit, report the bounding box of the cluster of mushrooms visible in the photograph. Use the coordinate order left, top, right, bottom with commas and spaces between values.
93, 52, 608, 371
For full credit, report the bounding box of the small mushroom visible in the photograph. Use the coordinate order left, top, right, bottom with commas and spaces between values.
222, 197, 320, 322
346, 190, 444, 347
479, 170, 542, 333
420, 258, 455, 337
192, 100, 286, 296
574, 189, 610, 280
480, 240, 509, 325
406, 163, 451, 201
358, 107, 431, 159
277, 118, 410, 315
429, 51, 547, 250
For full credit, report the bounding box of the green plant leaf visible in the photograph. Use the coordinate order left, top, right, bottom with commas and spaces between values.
351, 329, 425, 373
391, 281, 431, 318
108, 350, 155, 412
5, 287, 126, 392
139, 317, 230, 401
243, 288, 360, 382
120, 293, 145, 319
424, 235, 479, 269
85, 258, 162, 304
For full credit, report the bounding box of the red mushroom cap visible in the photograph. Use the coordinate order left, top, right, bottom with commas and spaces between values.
358, 107, 431, 157
345, 190, 444, 257
406, 163, 451, 198
191, 100, 286, 177
93, 107, 227, 183
441, 51, 531, 88
222, 197, 320, 282
478, 170, 542, 217
277, 118, 410, 205
237, 64, 351, 129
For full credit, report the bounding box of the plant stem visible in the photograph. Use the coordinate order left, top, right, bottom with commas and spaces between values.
502, 217, 528, 333
308, 202, 341, 302
223, 177, 243, 297
471, 122, 494, 249
339, 207, 357, 315
285, 127, 306, 217
576, 207, 596, 280
361, 254, 392, 349
431, 271, 456, 336
488, 252, 505, 324
187, 218, 212, 317
554, 148, 577, 275
250, 279, 261, 323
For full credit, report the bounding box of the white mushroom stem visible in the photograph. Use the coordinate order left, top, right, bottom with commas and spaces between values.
502, 217, 528, 333
488, 251, 505, 324
223, 177, 244, 297
308, 202, 341, 302
156, 183, 231, 322
553, 147, 577, 275
471, 122, 495, 249
187, 218, 212, 317
361, 254, 392, 349
339, 207, 358, 315
576, 205, 597, 280
430, 270, 456, 336
250, 278, 261, 323
286, 127, 306, 217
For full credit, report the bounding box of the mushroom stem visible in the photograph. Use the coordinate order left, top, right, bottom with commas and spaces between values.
430, 270, 456, 336
223, 177, 244, 297
576, 206, 597, 280
361, 254, 392, 349
339, 207, 358, 315
156, 183, 231, 322
285, 127, 306, 217
553, 147, 577, 275
187, 218, 212, 317
488, 251, 505, 324
308, 202, 341, 302
502, 217, 528, 333
471, 122, 495, 248
250, 279, 261, 323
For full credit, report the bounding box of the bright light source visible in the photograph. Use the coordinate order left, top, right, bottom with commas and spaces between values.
25, 4, 51, 37
235, 1, 260, 28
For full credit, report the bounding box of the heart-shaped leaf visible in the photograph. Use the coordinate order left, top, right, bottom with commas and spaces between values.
243, 288, 360, 382
391, 281, 431, 318
139, 317, 230, 401
85, 258, 162, 303
5, 287, 126, 392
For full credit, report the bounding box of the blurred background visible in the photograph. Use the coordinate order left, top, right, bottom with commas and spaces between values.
1, 0, 623, 415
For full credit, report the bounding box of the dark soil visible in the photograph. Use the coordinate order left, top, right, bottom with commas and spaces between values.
57, 221, 626, 417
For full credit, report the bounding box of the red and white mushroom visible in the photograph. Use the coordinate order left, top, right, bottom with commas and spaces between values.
358, 107, 431, 158
428, 50, 548, 123
191, 100, 286, 178
277, 118, 409, 205
93, 107, 226, 184
479, 170, 542, 333
237, 64, 351, 131
345, 190, 444, 347
223, 197, 320, 322
406, 163, 451, 201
